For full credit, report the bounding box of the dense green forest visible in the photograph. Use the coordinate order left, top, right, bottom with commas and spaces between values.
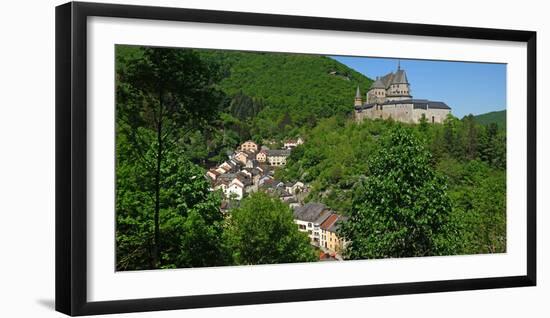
474, 110, 506, 129
115, 45, 506, 270
199, 50, 373, 136
116, 46, 373, 165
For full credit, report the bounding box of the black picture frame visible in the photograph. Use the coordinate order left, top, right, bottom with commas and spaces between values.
55, 1, 537, 316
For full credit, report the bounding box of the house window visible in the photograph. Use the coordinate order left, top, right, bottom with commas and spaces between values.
308, 223, 312, 228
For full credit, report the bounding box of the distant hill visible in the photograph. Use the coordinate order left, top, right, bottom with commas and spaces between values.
116, 45, 374, 138
473, 110, 506, 129
199, 51, 373, 125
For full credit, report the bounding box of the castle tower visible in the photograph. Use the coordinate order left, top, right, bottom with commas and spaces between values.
368, 76, 386, 104
354, 86, 363, 107
386, 61, 412, 101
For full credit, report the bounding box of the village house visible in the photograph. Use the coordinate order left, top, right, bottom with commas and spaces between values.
233, 151, 249, 165
257, 174, 270, 185
285, 181, 305, 195
266, 149, 291, 166
293, 203, 333, 246
286, 198, 301, 209
240, 140, 258, 152
206, 138, 308, 206
283, 137, 304, 149
293, 202, 347, 254
320, 214, 347, 253
222, 160, 239, 172
256, 149, 267, 162
206, 169, 221, 181
243, 167, 263, 185
279, 190, 295, 203
212, 173, 246, 201
225, 178, 244, 200
245, 158, 259, 169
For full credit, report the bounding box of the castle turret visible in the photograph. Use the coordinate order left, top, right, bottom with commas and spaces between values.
368, 76, 386, 104
386, 61, 412, 101
354, 86, 363, 107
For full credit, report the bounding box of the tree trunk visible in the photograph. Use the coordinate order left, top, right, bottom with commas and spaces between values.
152, 92, 164, 268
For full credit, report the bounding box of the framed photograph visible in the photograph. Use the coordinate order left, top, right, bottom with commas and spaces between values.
55, 1, 536, 316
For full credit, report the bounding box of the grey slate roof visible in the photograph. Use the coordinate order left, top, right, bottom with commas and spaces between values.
392, 69, 409, 84
379, 72, 394, 88
355, 86, 361, 98
369, 67, 410, 91
293, 202, 333, 224
357, 99, 451, 110
217, 173, 238, 182
266, 149, 291, 157
370, 76, 386, 89
410, 100, 450, 110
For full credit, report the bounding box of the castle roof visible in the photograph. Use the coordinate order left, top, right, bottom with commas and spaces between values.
357, 99, 451, 110
370, 76, 385, 89
369, 65, 410, 91
355, 86, 361, 98
379, 72, 394, 88
392, 69, 409, 84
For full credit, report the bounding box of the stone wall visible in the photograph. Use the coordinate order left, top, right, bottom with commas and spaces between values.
411, 108, 451, 123
355, 104, 451, 124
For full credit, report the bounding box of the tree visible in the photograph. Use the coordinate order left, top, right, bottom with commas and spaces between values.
116, 149, 229, 270
443, 159, 506, 254
224, 192, 317, 265
116, 46, 225, 268
478, 123, 506, 169
461, 114, 479, 160
339, 127, 460, 259
443, 115, 462, 159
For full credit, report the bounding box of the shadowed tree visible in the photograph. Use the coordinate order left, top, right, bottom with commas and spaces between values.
224, 192, 317, 265
116, 46, 225, 268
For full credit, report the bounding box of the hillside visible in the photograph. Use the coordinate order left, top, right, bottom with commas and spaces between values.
473, 110, 506, 129
199, 50, 373, 130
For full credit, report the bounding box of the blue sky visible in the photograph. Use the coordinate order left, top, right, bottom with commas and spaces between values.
330, 56, 506, 118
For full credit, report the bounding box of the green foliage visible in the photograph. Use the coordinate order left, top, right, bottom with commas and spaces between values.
277, 117, 382, 212
115, 45, 228, 269
224, 192, 317, 265
198, 50, 373, 140
438, 159, 506, 254
339, 127, 459, 259
473, 110, 506, 130
281, 116, 506, 257
116, 151, 228, 270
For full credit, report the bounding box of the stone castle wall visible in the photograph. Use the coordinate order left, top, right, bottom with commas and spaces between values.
355, 104, 450, 124
411, 108, 450, 124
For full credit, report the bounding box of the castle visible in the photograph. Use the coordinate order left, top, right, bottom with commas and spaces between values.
354, 62, 451, 124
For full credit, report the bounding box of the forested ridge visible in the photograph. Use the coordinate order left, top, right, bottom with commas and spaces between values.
474, 110, 506, 129
115, 45, 506, 270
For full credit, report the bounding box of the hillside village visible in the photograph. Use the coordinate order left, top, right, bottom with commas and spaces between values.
206, 138, 348, 260
203, 64, 450, 261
